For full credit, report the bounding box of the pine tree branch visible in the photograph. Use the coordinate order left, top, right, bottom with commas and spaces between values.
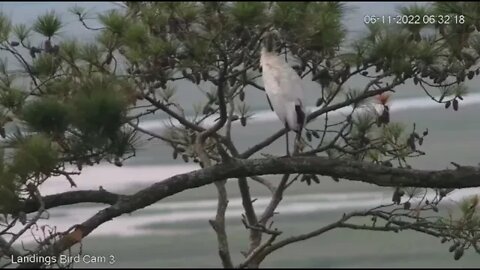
14, 156, 480, 218
16, 156, 480, 268
20, 190, 122, 214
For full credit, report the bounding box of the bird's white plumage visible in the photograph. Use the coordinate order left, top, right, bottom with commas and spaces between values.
260, 48, 305, 132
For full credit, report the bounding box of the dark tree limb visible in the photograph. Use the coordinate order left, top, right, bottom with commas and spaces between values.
14, 156, 480, 217
20, 190, 122, 214
16, 156, 480, 268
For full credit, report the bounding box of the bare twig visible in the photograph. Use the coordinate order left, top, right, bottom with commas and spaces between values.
73, 11, 105, 31
51, 170, 79, 188
127, 121, 174, 143
250, 211, 360, 266
237, 232, 280, 269
259, 174, 290, 225
241, 218, 281, 236
300, 120, 352, 156
240, 129, 286, 159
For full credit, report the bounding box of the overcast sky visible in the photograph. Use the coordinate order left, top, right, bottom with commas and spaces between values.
0, 2, 410, 40
0, 2, 424, 109
0, 2, 116, 41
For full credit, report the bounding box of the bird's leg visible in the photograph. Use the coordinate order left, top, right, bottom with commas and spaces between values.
293, 130, 302, 155
285, 125, 290, 157
285, 132, 290, 157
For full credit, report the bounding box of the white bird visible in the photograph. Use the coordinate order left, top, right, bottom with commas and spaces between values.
260, 30, 306, 156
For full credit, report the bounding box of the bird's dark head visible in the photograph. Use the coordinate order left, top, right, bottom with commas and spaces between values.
261, 28, 281, 53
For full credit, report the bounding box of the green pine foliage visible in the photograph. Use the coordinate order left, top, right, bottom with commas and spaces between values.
32, 10, 62, 38
21, 98, 70, 135
0, 148, 20, 214
71, 86, 126, 139
0, 87, 26, 113
31, 53, 61, 78
0, 11, 11, 42
10, 134, 58, 180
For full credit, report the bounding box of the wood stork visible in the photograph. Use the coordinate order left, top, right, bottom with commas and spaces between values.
260, 29, 306, 156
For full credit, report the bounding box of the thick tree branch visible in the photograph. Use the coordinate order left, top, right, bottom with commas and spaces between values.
20, 190, 122, 214
17, 156, 480, 267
